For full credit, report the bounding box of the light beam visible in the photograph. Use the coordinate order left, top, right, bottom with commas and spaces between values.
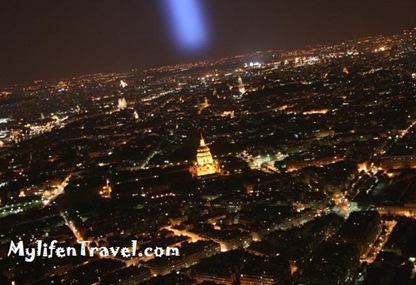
165, 0, 208, 50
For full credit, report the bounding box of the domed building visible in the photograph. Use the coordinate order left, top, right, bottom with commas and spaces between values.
189, 135, 220, 177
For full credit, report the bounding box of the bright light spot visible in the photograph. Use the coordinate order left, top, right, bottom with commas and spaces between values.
120, 80, 128, 88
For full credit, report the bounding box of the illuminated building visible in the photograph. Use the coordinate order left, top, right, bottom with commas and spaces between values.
343, 67, 349, 74
221, 111, 235, 118
380, 154, 416, 170
56, 81, 69, 92
146, 241, 220, 276
198, 97, 210, 114
181, 241, 221, 267
237, 76, 246, 95
229, 76, 247, 99
118, 98, 127, 110
133, 110, 139, 120
100, 179, 112, 199
377, 204, 416, 218
380, 126, 416, 170
230, 76, 246, 99
212, 233, 251, 252
120, 80, 128, 88
192, 272, 234, 285
18, 189, 26, 198
189, 135, 220, 177
240, 274, 279, 285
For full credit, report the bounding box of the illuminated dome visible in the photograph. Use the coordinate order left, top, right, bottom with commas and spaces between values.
189, 135, 220, 177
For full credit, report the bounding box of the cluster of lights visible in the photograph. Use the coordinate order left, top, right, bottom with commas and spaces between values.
374, 46, 387, 52
151, 193, 176, 199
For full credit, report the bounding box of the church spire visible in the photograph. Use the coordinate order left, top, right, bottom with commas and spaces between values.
200, 133, 206, 146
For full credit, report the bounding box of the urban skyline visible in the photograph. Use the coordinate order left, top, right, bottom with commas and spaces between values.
2, 0, 416, 86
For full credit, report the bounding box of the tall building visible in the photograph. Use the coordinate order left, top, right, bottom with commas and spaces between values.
189, 135, 220, 177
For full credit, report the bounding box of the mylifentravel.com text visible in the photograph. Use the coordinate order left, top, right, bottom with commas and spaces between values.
7, 240, 180, 262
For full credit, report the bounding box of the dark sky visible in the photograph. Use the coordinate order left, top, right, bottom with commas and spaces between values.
1, 0, 416, 86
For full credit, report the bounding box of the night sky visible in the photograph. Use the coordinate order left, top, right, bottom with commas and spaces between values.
1, 0, 416, 86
